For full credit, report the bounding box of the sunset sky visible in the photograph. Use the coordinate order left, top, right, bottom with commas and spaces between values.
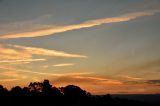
0, 0, 160, 94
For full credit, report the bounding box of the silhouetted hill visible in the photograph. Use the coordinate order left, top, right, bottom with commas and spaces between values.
0, 79, 159, 106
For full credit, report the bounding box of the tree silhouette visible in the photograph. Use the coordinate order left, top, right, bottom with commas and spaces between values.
10, 86, 23, 96
29, 82, 42, 91
0, 85, 8, 96
42, 79, 62, 96
42, 80, 51, 90
63, 85, 87, 97
0, 79, 154, 106
22, 87, 30, 96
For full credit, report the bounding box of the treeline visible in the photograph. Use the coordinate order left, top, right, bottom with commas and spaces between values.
0, 79, 89, 97
0, 80, 151, 106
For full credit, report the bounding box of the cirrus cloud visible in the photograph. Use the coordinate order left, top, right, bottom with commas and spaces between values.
53, 63, 74, 67
0, 44, 87, 63
0, 9, 159, 39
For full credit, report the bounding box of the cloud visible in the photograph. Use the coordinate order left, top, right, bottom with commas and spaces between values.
145, 80, 160, 84
52, 75, 124, 94
125, 79, 160, 85
53, 75, 122, 86
13, 44, 87, 58
0, 68, 28, 82
0, 71, 21, 78
0, 44, 31, 60
0, 70, 27, 79
43, 63, 74, 68
0, 44, 87, 63
121, 75, 143, 80
73, 76, 122, 85
0, 59, 46, 63
0, 65, 159, 94
0, 9, 159, 39
15, 70, 93, 77
0, 65, 121, 85
0, 79, 19, 82
0, 65, 93, 83
53, 63, 74, 67
7, 62, 31, 65
0, 65, 92, 77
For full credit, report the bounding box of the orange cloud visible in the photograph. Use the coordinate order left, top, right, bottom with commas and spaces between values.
13, 45, 87, 58
0, 78, 19, 82
53, 63, 74, 67
0, 65, 159, 94
15, 70, 93, 77
0, 9, 159, 39
73, 76, 122, 85
0, 59, 46, 63
0, 44, 87, 63
121, 75, 143, 80
0, 71, 20, 78
0, 65, 93, 77
53, 76, 160, 94
0, 66, 28, 83
0, 45, 31, 60
52, 75, 123, 91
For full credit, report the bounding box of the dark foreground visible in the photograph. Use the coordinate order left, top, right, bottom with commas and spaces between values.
0, 80, 159, 106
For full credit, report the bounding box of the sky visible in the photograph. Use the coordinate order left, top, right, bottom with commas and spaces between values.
0, 0, 160, 94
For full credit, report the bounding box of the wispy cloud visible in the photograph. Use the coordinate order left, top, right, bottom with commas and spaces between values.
0, 67, 28, 82
53, 76, 160, 94
0, 78, 19, 82
121, 75, 143, 80
0, 44, 31, 60
53, 63, 74, 67
0, 71, 22, 78
0, 44, 87, 63
73, 76, 122, 85
145, 80, 160, 84
52, 75, 123, 94
13, 45, 87, 58
0, 65, 93, 77
15, 70, 93, 77
0, 9, 159, 39
52, 75, 123, 88
0, 59, 46, 63
124, 79, 160, 86
0, 70, 27, 79
0, 66, 159, 94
